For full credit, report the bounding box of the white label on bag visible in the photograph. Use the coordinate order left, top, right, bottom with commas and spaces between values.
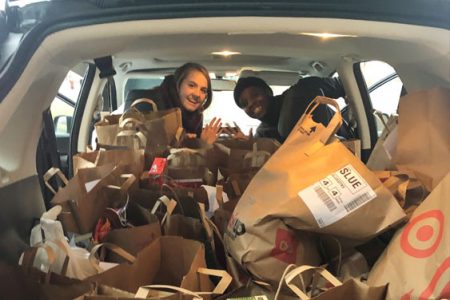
298, 164, 377, 228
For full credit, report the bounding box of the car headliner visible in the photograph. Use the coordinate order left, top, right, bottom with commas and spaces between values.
0, 0, 449, 100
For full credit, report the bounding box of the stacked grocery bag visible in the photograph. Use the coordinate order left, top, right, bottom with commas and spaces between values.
11, 87, 450, 299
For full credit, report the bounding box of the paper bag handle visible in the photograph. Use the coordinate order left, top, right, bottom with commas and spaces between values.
20, 242, 69, 283
297, 96, 343, 144
167, 148, 205, 168
150, 195, 177, 226
135, 284, 202, 299
106, 174, 137, 193
119, 174, 137, 191
20, 247, 52, 284
243, 143, 271, 168
230, 179, 242, 196
44, 239, 71, 276
174, 127, 184, 145
43, 167, 69, 195
197, 203, 214, 248
21, 243, 57, 269
116, 129, 147, 149
118, 117, 144, 130
161, 183, 185, 215
196, 268, 233, 295
89, 242, 135, 272
168, 148, 204, 159
130, 98, 158, 112
284, 265, 342, 300
373, 110, 390, 132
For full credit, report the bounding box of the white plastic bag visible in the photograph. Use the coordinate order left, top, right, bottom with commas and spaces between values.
25, 205, 99, 279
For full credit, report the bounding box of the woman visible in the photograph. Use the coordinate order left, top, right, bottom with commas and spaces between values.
125, 62, 222, 144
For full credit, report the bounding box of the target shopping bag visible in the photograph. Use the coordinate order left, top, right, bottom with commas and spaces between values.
368, 172, 450, 299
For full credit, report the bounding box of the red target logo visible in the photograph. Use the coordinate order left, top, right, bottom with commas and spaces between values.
270, 228, 298, 264
421, 256, 450, 299
402, 256, 450, 299
400, 210, 444, 258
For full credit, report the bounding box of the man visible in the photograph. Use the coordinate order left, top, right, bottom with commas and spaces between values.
233, 76, 346, 142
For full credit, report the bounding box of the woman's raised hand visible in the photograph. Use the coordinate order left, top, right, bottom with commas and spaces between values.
201, 117, 222, 144
222, 122, 252, 140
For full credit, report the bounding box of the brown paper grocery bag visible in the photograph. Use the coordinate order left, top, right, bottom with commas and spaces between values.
376, 170, 429, 218
84, 283, 204, 300
46, 164, 114, 233
277, 265, 387, 300
366, 115, 397, 171
95, 114, 122, 147
226, 97, 405, 262
368, 172, 450, 299
163, 214, 205, 242
95, 100, 183, 159
214, 138, 280, 176
49, 166, 136, 233
342, 139, 362, 159
167, 148, 213, 186
394, 87, 450, 190
222, 169, 260, 201
234, 97, 405, 238
86, 236, 229, 295
128, 99, 183, 149
73, 149, 145, 177
121, 99, 184, 158
225, 97, 405, 284
104, 222, 161, 263
215, 280, 275, 299
228, 218, 321, 286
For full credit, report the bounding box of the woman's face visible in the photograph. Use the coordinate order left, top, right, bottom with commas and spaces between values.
178, 70, 208, 112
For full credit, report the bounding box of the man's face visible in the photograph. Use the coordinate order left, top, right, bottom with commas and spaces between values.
238, 86, 269, 119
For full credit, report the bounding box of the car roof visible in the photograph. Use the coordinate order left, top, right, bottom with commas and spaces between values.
0, 0, 449, 101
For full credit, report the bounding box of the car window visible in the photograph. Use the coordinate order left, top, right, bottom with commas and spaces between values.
51, 67, 85, 136
369, 76, 403, 115
124, 78, 164, 100
57, 70, 83, 103
51, 99, 74, 136
204, 90, 260, 135
359, 60, 403, 136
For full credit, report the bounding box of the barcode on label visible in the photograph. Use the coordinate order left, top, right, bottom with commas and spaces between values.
314, 186, 337, 212
344, 193, 373, 212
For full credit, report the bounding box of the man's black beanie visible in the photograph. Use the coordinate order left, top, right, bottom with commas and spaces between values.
233, 77, 273, 107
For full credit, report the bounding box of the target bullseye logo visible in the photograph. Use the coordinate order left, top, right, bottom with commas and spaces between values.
401, 257, 450, 299
400, 210, 444, 258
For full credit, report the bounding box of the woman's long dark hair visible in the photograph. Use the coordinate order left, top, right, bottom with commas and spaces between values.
173, 62, 213, 110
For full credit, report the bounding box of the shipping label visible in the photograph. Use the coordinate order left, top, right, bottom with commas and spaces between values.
298, 164, 376, 228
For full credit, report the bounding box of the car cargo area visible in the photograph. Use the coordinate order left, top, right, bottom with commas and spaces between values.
0, 1, 449, 299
